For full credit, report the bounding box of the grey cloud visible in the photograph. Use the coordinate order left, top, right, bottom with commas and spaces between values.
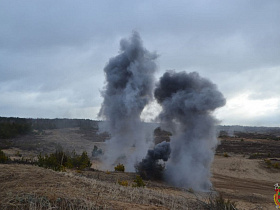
154, 71, 225, 190
98, 32, 157, 171
0, 0, 279, 126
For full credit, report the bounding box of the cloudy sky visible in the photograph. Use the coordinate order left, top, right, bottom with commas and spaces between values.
1, 0, 280, 126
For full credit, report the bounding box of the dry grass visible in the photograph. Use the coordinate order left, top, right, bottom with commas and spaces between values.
0, 164, 205, 209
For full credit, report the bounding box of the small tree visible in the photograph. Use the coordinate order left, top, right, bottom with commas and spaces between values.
114, 163, 125, 172
132, 175, 145, 187
37, 150, 91, 171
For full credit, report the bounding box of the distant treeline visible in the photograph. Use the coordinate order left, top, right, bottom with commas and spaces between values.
0, 120, 32, 139
218, 125, 280, 135
233, 131, 280, 141
30, 118, 99, 130
0, 117, 100, 139
218, 125, 280, 140
1, 117, 280, 140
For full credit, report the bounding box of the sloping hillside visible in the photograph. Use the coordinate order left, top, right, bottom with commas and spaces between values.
0, 164, 205, 209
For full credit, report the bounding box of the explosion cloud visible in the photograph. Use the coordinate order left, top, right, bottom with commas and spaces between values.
135, 141, 171, 180
154, 71, 226, 190
99, 32, 157, 171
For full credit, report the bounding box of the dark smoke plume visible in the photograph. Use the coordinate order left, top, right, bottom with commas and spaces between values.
154, 71, 226, 190
135, 141, 171, 180
99, 32, 157, 171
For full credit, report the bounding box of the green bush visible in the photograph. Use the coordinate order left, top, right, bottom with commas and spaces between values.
0, 149, 9, 163
37, 151, 65, 171
114, 163, 125, 172
37, 150, 91, 171
69, 151, 92, 170
132, 175, 145, 187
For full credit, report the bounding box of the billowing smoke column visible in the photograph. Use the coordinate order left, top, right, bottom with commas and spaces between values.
154, 71, 226, 190
135, 141, 171, 180
99, 32, 157, 171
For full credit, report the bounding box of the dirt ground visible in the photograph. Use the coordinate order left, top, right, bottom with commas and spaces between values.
1, 128, 280, 209
212, 155, 278, 209
212, 137, 280, 209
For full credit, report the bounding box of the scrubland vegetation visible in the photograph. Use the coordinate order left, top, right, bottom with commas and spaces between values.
0, 164, 206, 209
37, 150, 91, 171
114, 163, 125, 172
1, 118, 279, 209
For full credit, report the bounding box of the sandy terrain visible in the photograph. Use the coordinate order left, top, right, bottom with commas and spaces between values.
212, 155, 278, 209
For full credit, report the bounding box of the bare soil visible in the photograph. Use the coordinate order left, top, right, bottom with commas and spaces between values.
212, 137, 280, 209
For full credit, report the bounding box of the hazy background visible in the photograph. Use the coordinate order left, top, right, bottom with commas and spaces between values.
1, 0, 280, 126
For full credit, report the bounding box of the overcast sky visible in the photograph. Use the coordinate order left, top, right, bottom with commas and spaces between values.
1, 0, 280, 126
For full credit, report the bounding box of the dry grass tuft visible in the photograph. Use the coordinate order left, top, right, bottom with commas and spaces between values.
0, 164, 205, 209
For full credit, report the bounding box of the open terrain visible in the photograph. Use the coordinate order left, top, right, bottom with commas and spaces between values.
0, 164, 207, 209
1, 122, 280, 209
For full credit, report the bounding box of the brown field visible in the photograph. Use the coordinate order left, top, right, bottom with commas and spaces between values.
1, 128, 280, 209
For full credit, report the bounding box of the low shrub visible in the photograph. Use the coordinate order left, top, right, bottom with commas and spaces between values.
265, 160, 271, 168
68, 151, 92, 170
268, 152, 271, 157
264, 158, 271, 166
273, 162, 279, 169
114, 163, 125, 172
118, 180, 129, 187
188, 188, 194, 193
206, 194, 237, 210
223, 152, 229, 157
132, 175, 145, 187
249, 152, 261, 159
0, 149, 9, 163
